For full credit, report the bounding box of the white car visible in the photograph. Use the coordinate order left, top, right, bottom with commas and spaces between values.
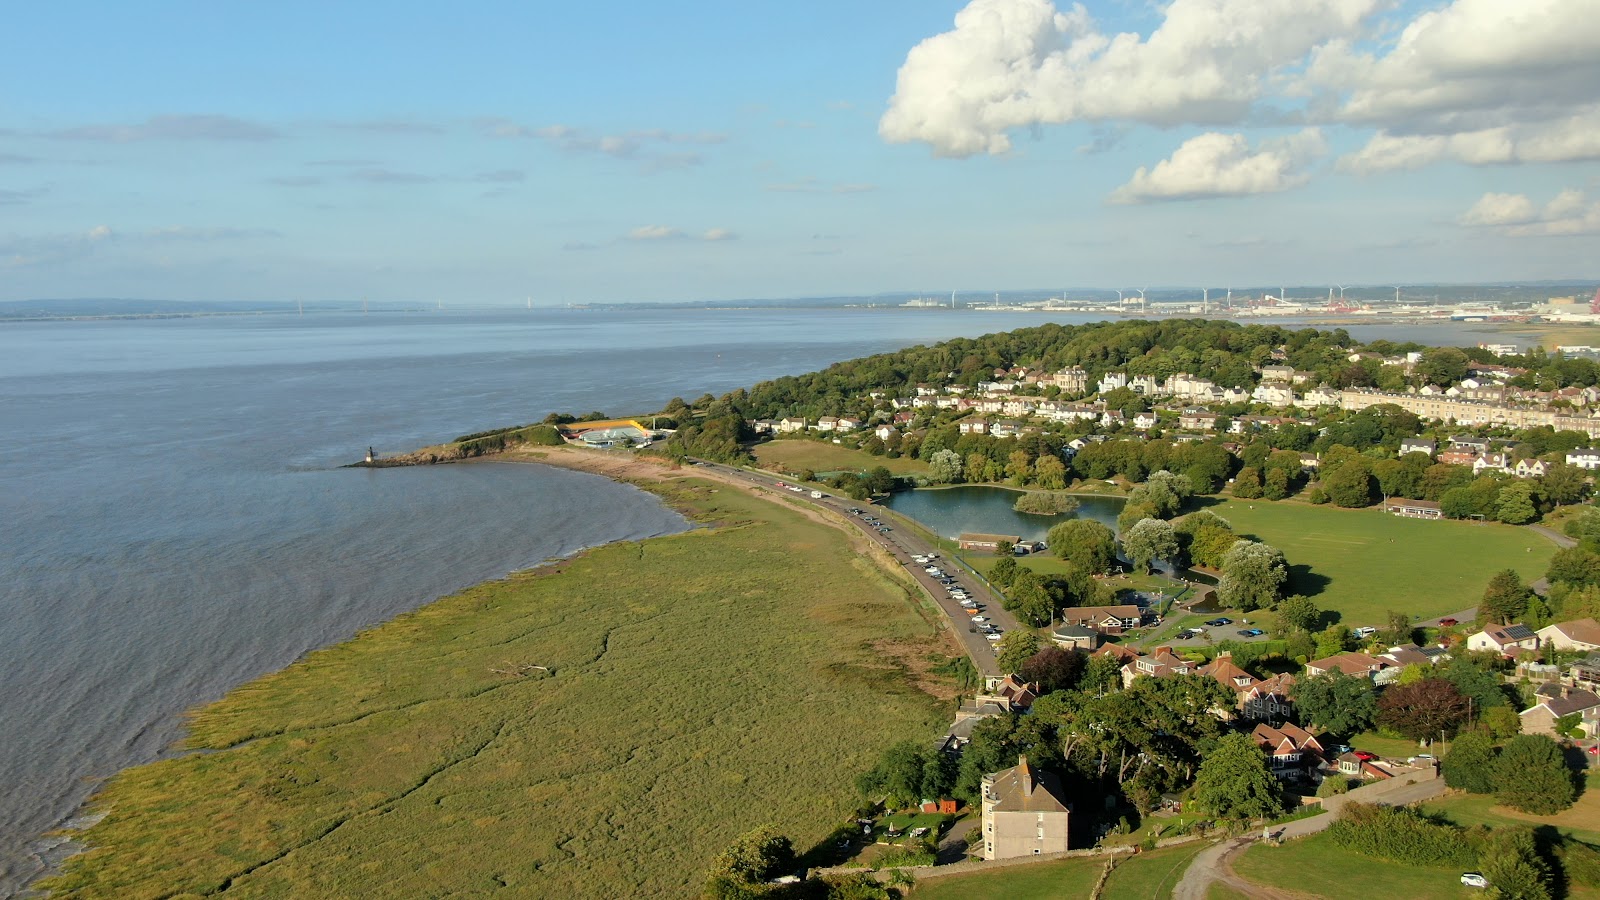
973, 616, 989, 623
985, 632, 1003, 642
1461, 873, 1488, 889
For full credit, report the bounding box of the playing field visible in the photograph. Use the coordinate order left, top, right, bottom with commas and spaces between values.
1204, 500, 1555, 626
752, 439, 930, 476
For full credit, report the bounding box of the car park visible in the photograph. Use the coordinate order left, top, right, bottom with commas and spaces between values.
1205, 618, 1232, 627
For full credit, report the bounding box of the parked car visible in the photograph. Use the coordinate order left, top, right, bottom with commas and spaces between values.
1353, 750, 1377, 762
1439, 617, 1458, 627
985, 633, 1003, 642
1205, 618, 1232, 627
1353, 626, 1378, 638
1461, 873, 1488, 889
973, 616, 989, 623
1237, 628, 1265, 637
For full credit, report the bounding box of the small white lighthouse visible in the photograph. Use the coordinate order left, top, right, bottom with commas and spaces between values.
365, 446, 375, 464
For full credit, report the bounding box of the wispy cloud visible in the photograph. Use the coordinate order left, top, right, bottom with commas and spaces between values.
477, 118, 726, 171
49, 114, 280, 142
142, 225, 280, 241
702, 228, 738, 241
348, 168, 435, 185
0, 152, 37, 165
627, 225, 683, 241
0, 187, 45, 206
475, 169, 525, 183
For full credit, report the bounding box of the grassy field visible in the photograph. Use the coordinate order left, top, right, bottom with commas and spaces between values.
1203, 500, 1555, 625
909, 843, 1205, 900
908, 855, 1103, 899
1101, 842, 1209, 899
1424, 782, 1600, 845
40, 478, 948, 899
1349, 731, 1429, 759
1234, 831, 1479, 899
752, 439, 929, 476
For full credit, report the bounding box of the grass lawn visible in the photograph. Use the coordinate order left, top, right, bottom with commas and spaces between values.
1202, 500, 1555, 625
1207, 885, 1252, 900
1101, 842, 1209, 899
1349, 731, 1429, 759
752, 439, 929, 477
41, 478, 947, 900
909, 855, 1104, 899
1423, 783, 1600, 845
1234, 830, 1479, 899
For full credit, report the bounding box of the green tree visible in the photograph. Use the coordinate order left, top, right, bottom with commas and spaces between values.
1315, 624, 1352, 659
1479, 569, 1532, 625
1293, 669, 1378, 735
1548, 547, 1600, 588
1497, 481, 1540, 525
1232, 466, 1263, 499
1441, 730, 1497, 793
705, 826, 796, 892
1047, 519, 1118, 574
927, 449, 963, 484
1483, 705, 1522, 739
1377, 678, 1471, 741
1192, 733, 1282, 822
1494, 734, 1577, 814
1540, 462, 1589, 506
1081, 653, 1123, 697
1478, 826, 1552, 900
989, 555, 1019, 589
1323, 460, 1377, 508
1276, 595, 1322, 633
1381, 610, 1416, 647
996, 630, 1042, 674
1442, 655, 1510, 714
1414, 347, 1470, 387
1263, 467, 1291, 501
1121, 518, 1178, 574
1217, 540, 1289, 611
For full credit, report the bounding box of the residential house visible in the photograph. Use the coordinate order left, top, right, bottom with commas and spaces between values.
1050, 624, 1101, 652
751, 419, 778, 434
1097, 372, 1128, 394
1252, 384, 1296, 407
1259, 365, 1295, 383
1001, 397, 1037, 418
958, 533, 1022, 552
1399, 438, 1436, 457
778, 416, 807, 433
1252, 722, 1325, 780
873, 424, 895, 441
959, 420, 989, 435
1122, 647, 1195, 687
990, 420, 1022, 438
1520, 684, 1600, 738
1568, 654, 1600, 693
1221, 387, 1252, 404
1474, 453, 1510, 475
1129, 375, 1162, 396
1298, 387, 1342, 408
1466, 623, 1540, 656
1100, 410, 1127, 428
963, 675, 1040, 714
816, 416, 840, 432
1567, 449, 1600, 470
1438, 449, 1479, 466
1052, 366, 1089, 394
1450, 436, 1492, 453
1241, 673, 1296, 723
1058, 605, 1144, 635
1179, 410, 1218, 431
1382, 497, 1443, 519
1132, 411, 1159, 430
1514, 458, 1547, 478
980, 757, 1072, 860
1537, 618, 1600, 652
836, 417, 862, 432
1304, 652, 1392, 681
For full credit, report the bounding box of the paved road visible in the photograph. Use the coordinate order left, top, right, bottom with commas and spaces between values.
1172, 775, 1445, 900
690, 460, 1016, 674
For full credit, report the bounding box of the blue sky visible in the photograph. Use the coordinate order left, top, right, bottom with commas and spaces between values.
2, 0, 1597, 303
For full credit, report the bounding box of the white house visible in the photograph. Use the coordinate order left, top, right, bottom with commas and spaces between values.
778, 417, 807, 433
1132, 411, 1159, 429
1466, 623, 1540, 656
1514, 458, 1547, 478
1537, 619, 1600, 652
1569, 449, 1600, 470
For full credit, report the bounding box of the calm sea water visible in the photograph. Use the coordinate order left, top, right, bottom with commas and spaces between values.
0, 307, 1501, 893
883, 485, 1125, 541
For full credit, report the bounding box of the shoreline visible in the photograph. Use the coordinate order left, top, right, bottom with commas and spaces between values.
19, 449, 695, 897
31, 445, 953, 898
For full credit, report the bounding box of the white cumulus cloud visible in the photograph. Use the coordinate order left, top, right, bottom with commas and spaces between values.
1111, 129, 1326, 204
1460, 189, 1600, 236
879, 0, 1376, 157
627, 225, 682, 241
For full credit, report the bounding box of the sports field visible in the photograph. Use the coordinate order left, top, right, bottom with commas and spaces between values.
752, 439, 930, 476
1204, 500, 1555, 626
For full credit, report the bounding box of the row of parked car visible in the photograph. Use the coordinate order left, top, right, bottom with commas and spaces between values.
848, 508, 892, 534
910, 553, 1004, 644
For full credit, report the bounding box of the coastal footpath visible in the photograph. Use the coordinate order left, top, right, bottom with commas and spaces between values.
38, 448, 955, 898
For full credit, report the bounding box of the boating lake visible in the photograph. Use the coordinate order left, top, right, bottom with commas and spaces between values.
883, 485, 1125, 541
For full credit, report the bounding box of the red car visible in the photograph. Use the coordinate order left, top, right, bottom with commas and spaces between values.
1353, 750, 1377, 762
1439, 617, 1458, 627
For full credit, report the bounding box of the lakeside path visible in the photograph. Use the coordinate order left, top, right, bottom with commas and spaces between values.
507, 447, 1012, 675
36, 449, 958, 899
